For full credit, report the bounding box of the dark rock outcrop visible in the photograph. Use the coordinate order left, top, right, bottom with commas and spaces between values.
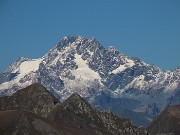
0, 83, 59, 117
147, 105, 180, 135
0, 84, 149, 135
0, 110, 60, 135
48, 93, 148, 135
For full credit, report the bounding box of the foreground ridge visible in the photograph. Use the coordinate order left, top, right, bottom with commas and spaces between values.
0, 83, 59, 117
148, 105, 180, 135
0, 84, 148, 135
48, 92, 148, 135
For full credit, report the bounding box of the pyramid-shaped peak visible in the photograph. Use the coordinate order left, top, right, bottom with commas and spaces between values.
64, 92, 87, 103
62, 92, 92, 112
0, 83, 59, 117
15, 83, 50, 95
69, 92, 82, 99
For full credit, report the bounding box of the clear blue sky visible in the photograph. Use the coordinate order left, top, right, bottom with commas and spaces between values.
0, 0, 180, 72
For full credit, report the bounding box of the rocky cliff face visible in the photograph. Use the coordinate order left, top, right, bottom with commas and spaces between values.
0, 84, 148, 135
0, 36, 180, 126
0, 83, 58, 117
147, 105, 180, 135
49, 93, 148, 135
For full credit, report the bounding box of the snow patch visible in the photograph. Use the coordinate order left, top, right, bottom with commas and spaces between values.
71, 54, 101, 81
19, 59, 42, 75
123, 75, 148, 90
112, 58, 135, 74
0, 58, 42, 91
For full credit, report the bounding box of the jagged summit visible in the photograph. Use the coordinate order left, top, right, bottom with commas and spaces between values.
0, 36, 180, 126
62, 35, 86, 41
55, 36, 102, 52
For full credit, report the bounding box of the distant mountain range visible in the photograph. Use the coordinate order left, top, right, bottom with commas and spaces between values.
0, 83, 148, 135
0, 36, 180, 127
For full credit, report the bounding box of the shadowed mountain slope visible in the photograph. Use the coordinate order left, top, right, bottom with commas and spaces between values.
147, 105, 180, 135
48, 93, 148, 135
0, 110, 86, 135
0, 83, 149, 135
0, 83, 59, 117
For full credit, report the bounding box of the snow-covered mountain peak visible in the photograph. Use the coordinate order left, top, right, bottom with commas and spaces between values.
55, 36, 103, 52
57, 36, 85, 47
0, 36, 180, 127
1, 36, 179, 96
